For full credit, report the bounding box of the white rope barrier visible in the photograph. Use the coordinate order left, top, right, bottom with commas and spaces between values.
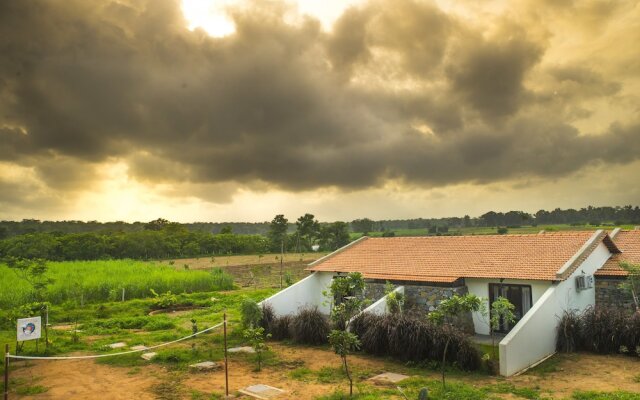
7, 321, 225, 361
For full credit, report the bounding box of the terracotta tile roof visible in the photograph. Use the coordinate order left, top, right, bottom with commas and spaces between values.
595, 230, 640, 277
308, 231, 608, 282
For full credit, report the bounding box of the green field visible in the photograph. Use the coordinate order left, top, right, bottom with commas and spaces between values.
350, 224, 636, 239
0, 259, 234, 310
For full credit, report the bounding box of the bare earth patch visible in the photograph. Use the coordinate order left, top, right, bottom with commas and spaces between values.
10, 346, 640, 399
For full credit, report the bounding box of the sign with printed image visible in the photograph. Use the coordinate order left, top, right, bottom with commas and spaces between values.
17, 316, 42, 341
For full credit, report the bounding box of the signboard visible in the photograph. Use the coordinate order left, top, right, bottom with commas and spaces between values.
17, 316, 42, 341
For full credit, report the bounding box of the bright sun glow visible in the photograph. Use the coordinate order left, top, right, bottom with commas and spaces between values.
180, 0, 367, 37
181, 0, 236, 37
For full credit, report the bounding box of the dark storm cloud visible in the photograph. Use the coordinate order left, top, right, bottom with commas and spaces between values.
0, 0, 638, 197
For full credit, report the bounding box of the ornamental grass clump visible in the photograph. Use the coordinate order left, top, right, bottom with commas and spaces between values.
579, 306, 627, 354
353, 312, 482, 372
556, 306, 640, 357
259, 303, 292, 340
290, 306, 330, 345
557, 310, 580, 353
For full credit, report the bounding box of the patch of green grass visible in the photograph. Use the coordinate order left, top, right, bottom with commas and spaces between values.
527, 354, 562, 376
317, 366, 346, 383
15, 385, 49, 395
289, 367, 313, 381
487, 382, 541, 399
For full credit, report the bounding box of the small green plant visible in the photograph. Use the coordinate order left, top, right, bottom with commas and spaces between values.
324, 272, 367, 329
328, 330, 361, 398
284, 271, 294, 287
150, 289, 178, 309
241, 297, 263, 328
428, 293, 486, 388
243, 326, 271, 371
384, 281, 404, 314
489, 296, 515, 368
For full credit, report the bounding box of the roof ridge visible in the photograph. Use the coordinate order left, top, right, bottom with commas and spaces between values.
307, 236, 369, 268
367, 231, 594, 239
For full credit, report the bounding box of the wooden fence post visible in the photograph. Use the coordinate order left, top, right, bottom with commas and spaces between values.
4, 344, 9, 400
223, 313, 229, 398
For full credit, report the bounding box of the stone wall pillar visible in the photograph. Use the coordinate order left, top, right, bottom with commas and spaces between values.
595, 277, 635, 311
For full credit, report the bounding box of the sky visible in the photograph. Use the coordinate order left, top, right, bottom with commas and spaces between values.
0, 0, 639, 223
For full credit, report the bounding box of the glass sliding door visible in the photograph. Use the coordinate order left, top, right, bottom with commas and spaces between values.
489, 283, 533, 334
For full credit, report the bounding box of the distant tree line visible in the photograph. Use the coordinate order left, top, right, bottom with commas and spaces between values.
349, 205, 640, 232
0, 215, 351, 261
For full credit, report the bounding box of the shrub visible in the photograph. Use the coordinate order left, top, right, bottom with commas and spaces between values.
579, 306, 626, 354
260, 303, 276, 330
621, 312, 640, 356
259, 303, 291, 340
557, 310, 580, 353
241, 298, 263, 328
360, 314, 392, 356
455, 336, 482, 371
269, 315, 292, 340
290, 306, 330, 345
150, 289, 178, 310
353, 312, 482, 371
348, 312, 376, 339
556, 306, 640, 357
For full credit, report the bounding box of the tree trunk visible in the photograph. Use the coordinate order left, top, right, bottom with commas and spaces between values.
441, 336, 451, 389
342, 356, 353, 398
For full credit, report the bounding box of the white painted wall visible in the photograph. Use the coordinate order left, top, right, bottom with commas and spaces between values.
499, 241, 612, 376
260, 272, 333, 316
347, 286, 404, 330
465, 278, 551, 335
363, 286, 405, 316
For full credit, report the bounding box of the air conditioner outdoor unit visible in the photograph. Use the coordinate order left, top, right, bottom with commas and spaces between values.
576, 275, 594, 291
585, 275, 594, 289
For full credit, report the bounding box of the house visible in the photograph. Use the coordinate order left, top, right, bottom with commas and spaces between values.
261, 229, 636, 376
594, 228, 640, 311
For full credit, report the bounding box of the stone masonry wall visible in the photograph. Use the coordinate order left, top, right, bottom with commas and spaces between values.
364, 280, 475, 333
595, 277, 635, 311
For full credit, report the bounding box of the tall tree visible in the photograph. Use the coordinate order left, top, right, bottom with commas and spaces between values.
318, 222, 350, 251
295, 213, 320, 251
267, 214, 289, 252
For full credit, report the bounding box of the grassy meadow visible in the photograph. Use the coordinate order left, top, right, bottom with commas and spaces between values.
0, 259, 234, 310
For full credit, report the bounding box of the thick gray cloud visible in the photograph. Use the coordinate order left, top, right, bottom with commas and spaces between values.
0, 0, 638, 201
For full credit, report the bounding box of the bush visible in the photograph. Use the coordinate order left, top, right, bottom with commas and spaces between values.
556, 306, 640, 357
579, 306, 627, 354
241, 298, 263, 328
557, 310, 580, 352
269, 315, 292, 340
290, 306, 330, 345
353, 312, 482, 371
259, 303, 292, 340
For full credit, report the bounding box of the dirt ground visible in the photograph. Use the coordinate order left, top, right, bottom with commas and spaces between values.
10, 344, 640, 399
